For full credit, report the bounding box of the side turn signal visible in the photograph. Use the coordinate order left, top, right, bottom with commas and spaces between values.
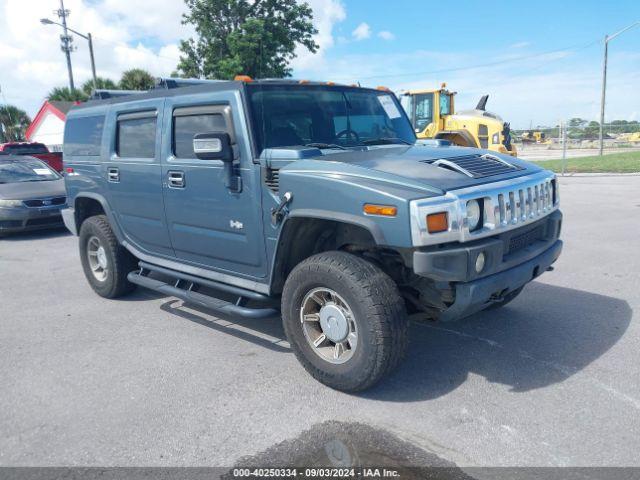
363, 204, 397, 217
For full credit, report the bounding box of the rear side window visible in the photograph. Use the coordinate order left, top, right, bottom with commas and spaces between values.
117, 113, 157, 158
64, 115, 105, 156
173, 110, 227, 158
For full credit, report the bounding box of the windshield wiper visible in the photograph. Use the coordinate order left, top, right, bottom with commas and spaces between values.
361, 137, 413, 146
305, 143, 347, 150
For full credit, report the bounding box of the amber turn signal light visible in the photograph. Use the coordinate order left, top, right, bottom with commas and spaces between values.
234, 75, 253, 82
363, 204, 397, 217
427, 212, 448, 233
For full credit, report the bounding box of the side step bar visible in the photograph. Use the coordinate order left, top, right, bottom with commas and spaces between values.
127, 268, 279, 319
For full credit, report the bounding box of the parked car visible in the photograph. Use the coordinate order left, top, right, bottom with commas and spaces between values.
61, 78, 562, 391
0, 142, 64, 172
0, 156, 67, 235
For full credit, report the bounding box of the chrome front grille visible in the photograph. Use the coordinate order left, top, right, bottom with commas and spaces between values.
494, 178, 554, 227
410, 171, 559, 246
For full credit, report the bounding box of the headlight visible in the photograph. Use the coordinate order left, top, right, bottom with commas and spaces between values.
0, 199, 24, 208
466, 199, 481, 231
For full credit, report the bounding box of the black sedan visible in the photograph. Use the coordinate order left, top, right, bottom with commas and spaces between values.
0, 156, 67, 235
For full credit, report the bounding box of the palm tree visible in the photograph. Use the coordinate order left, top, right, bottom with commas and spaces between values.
47, 87, 88, 102
0, 105, 31, 142
81, 77, 119, 96
119, 69, 156, 91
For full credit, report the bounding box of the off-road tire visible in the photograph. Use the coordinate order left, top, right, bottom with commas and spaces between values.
282, 251, 408, 392
79, 215, 137, 298
485, 286, 524, 310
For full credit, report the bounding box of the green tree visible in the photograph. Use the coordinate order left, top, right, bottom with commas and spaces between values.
46, 87, 88, 102
119, 69, 156, 90
81, 77, 119, 96
0, 105, 31, 142
177, 0, 318, 79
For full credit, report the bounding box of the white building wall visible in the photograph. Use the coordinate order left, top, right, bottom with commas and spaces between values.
29, 113, 65, 152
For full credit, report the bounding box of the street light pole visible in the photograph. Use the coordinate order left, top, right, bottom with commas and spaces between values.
41, 18, 98, 92
57, 0, 74, 90
598, 21, 640, 156
87, 33, 97, 91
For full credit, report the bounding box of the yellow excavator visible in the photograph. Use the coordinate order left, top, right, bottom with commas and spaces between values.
521, 130, 548, 144
398, 84, 517, 157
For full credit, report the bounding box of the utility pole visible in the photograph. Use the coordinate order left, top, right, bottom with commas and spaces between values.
56, 0, 75, 90
561, 120, 568, 176
87, 33, 97, 90
598, 21, 640, 156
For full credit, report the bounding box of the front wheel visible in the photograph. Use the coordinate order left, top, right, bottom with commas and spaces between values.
282, 251, 408, 392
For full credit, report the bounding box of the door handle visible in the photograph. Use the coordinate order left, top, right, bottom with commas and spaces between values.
167, 170, 185, 188
107, 167, 120, 183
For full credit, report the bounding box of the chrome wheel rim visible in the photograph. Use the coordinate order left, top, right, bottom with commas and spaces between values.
87, 236, 108, 282
300, 287, 357, 364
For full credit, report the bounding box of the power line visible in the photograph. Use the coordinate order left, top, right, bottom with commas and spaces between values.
353, 39, 601, 81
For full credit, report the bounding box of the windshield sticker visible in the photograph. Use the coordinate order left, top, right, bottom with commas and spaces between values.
33, 168, 51, 175
377, 95, 402, 119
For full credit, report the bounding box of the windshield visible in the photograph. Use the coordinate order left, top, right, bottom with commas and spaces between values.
0, 158, 61, 184
247, 85, 416, 154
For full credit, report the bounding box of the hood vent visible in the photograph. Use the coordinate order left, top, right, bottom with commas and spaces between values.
422, 154, 524, 179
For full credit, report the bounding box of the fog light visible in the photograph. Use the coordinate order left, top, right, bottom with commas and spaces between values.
475, 252, 486, 273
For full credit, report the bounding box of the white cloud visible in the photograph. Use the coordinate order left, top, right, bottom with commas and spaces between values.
352, 22, 371, 41
291, 0, 346, 71
510, 41, 531, 49
378, 30, 395, 41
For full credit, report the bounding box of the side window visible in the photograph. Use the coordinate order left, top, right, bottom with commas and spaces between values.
116, 113, 157, 158
64, 115, 105, 156
439, 93, 451, 115
173, 113, 226, 158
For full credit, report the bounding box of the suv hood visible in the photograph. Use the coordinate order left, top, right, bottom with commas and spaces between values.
312, 144, 541, 192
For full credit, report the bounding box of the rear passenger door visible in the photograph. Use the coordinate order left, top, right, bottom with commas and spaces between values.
105, 100, 174, 257
160, 95, 267, 279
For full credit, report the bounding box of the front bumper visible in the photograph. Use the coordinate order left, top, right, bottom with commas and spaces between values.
412, 210, 562, 321
0, 205, 65, 234
438, 239, 562, 321
61, 207, 77, 235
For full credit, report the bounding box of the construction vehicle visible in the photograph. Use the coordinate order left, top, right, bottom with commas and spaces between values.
520, 131, 548, 144
399, 84, 517, 157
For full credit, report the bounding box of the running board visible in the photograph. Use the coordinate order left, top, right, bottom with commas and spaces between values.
127, 270, 279, 319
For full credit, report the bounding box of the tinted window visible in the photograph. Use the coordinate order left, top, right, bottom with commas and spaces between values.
0, 158, 61, 183
64, 116, 105, 156
247, 85, 415, 154
173, 114, 226, 158
117, 116, 157, 158
414, 93, 434, 131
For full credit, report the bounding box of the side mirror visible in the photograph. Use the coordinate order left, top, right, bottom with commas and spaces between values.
193, 132, 233, 162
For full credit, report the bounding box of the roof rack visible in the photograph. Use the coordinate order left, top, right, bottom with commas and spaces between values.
155, 78, 227, 89
90, 89, 141, 100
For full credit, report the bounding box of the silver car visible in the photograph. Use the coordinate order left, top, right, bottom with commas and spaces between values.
0, 155, 67, 235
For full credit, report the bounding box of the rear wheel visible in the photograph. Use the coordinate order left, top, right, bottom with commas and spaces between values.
282, 251, 408, 392
79, 215, 137, 298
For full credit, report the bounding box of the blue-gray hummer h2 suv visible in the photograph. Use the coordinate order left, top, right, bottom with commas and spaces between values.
62, 78, 562, 391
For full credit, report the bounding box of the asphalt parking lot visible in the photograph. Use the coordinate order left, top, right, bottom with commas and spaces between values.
1, 175, 639, 468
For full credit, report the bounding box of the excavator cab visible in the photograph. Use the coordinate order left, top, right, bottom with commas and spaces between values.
399, 85, 518, 157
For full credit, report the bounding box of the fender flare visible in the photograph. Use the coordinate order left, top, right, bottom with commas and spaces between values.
287, 209, 387, 245
73, 193, 124, 241
435, 130, 479, 148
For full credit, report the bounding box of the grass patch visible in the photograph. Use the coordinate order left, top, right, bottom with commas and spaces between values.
532, 150, 640, 173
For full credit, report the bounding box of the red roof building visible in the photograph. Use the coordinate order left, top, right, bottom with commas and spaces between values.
25, 101, 78, 152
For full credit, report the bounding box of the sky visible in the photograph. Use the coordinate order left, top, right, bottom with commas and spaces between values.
0, 0, 639, 129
